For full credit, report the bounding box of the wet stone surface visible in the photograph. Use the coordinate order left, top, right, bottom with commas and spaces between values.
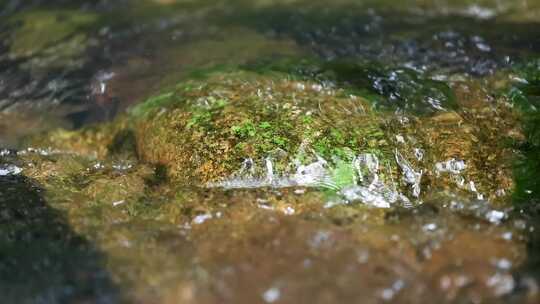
1, 0, 540, 303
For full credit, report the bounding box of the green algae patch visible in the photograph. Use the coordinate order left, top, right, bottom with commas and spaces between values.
506, 59, 540, 204
7, 10, 98, 58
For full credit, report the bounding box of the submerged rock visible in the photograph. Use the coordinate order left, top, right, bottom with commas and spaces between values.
28, 61, 523, 208
130, 69, 393, 185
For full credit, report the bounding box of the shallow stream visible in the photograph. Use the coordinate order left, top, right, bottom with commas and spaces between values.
1, 1, 540, 303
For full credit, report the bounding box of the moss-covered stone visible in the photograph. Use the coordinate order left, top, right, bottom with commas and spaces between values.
129, 69, 394, 184
125, 67, 519, 205
26, 60, 524, 205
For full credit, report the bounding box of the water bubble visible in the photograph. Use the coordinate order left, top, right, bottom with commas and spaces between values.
486, 273, 515, 296
472, 37, 492, 52
93, 162, 105, 170
395, 150, 422, 197
464, 5, 497, 19
380, 279, 405, 301
380, 288, 395, 301
422, 223, 438, 232
435, 158, 466, 175
262, 287, 281, 303
282, 206, 295, 215
485, 210, 505, 224
340, 186, 391, 208
112, 200, 125, 207
192, 214, 213, 225
414, 148, 424, 161
501, 232, 513, 241
494, 259, 512, 270
293, 189, 306, 195
309, 230, 331, 249
112, 163, 133, 171
356, 249, 370, 264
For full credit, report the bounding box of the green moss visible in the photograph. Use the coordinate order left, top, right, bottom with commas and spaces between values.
130, 92, 176, 118
508, 59, 540, 113
329, 160, 356, 189
230, 120, 290, 153
508, 60, 540, 204
310, 122, 389, 162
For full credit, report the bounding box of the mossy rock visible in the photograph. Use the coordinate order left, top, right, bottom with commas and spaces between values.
129, 68, 519, 201
24, 59, 525, 205
130, 69, 394, 184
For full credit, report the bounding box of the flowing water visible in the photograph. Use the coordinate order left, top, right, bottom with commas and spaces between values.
1, 0, 540, 303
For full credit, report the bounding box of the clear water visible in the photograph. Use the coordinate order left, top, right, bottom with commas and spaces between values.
1, 1, 540, 303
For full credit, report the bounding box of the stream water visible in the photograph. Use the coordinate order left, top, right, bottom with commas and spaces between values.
1, 1, 540, 303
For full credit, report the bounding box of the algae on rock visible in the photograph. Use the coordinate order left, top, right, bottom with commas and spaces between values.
25, 60, 523, 206
507, 59, 540, 204
129, 69, 394, 185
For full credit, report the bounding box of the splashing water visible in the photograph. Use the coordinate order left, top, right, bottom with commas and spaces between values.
0, 164, 22, 176
210, 152, 416, 208
395, 149, 423, 198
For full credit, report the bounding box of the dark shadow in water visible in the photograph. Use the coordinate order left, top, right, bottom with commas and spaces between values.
0, 0, 126, 16
0, 167, 121, 303
224, 4, 540, 78
239, 6, 540, 115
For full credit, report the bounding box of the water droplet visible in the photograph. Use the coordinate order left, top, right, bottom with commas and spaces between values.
112, 200, 125, 207
486, 273, 515, 296
192, 214, 212, 225
422, 223, 438, 232
283, 206, 295, 215
262, 287, 281, 303
486, 210, 505, 224
435, 158, 466, 175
